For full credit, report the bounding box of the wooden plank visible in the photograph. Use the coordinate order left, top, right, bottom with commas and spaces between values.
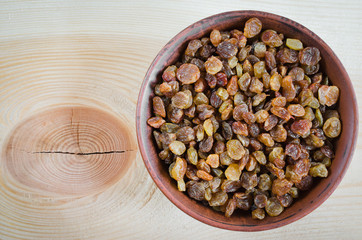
0, 1, 361, 239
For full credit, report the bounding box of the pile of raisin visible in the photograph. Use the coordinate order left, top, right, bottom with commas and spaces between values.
147, 17, 341, 219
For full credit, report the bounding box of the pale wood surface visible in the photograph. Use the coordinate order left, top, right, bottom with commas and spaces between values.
0, 0, 362, 239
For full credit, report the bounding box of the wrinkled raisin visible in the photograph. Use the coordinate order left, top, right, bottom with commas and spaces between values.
210, 29, 222, 47
197, 170, 213, 181
277, 194, 293, 207
176, 63, 200, 84
258, 174, 272, 191
271, 96, 286, 107
271, 107, 291, 121
170, 157, 187, 180
186, 165, 199, 180
254, 42, 267, 58
238, 72, 251, 91
249, 77, 264, 94
162, 65, 177, 82
176, 126, 195, 143
194, 78, 207, 92
254, 61, 266, 78
258, 133, 275, 147
265, 197, 284, 216
248, 123, 260, 138
203, 118, 214, 137
234, 192, 252, 210
187, 147, 198, 165
244, 17, 262, 38
147, 116, 166, 128
285, 143, 301, 160
282, 76, 296, 102
291, 119, 312, 137
199, 136, 214, 152
194, 92, 209, 105
255, 110, 269, 123
210, 91, 223, 108
238, 46, 251, 62
253, 151, 267, 165
205, 56, 223, 75
299, 47, 321, 66
261, 30, 283, 47
216, 87, 229, 100
225, 163, 242, 181
286, 38, 303, 50
295, 175, 313, 190
276, 48, 298, 64
245, 155, 257, 171
216, 72, 228, 87
270, 125, 287, 142
252, 208, 265, 220
171, 90, 193, 109
233, 104, 248, 121
318, 85, 339, 106
217, 41, 238, 59
187, 181, 205, 201
287, 104, 305, 117
270, 72, 282, 91
241, 172, 258, 190
232, 121, 248, 136
185, 40, 202, 57
227, 75, 238, 96
225, 198, 237, 217
197, 104, 214, 120
254, 194, 268, 208
267, 163, 285, 179
221, 180, 242, 193
288, 67, 304, 81
206, 154, 220, 168
309, 163, 328, 177
200, 44, 215, 60
226, 139, 245, 160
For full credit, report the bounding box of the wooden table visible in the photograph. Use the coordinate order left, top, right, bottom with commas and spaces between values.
0, 1, 361, 239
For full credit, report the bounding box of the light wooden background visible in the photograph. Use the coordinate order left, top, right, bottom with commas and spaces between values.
0, 0, 361, 239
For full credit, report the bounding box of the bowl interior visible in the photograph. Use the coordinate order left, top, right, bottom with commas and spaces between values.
136, 11, 358, 231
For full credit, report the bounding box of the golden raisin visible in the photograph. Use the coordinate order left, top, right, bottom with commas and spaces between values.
206, 154, 220, 168
272, 178, 293, 196
286, 38, 303, 50
244, 17, 262, 38
287, 104, 305, 117
225, 163, 241, 181
226, 139, 246, 160
323, 117, 341, 138
170, 157, 187, 181
147, 116, 166, 128
210, 29, 222, 47
171, 90, 193, 109
169, 141, 186, 155
176, 63, 200, 84
318, 85, 339, 107
204, 56, 223, 75
196, 170, 213, 181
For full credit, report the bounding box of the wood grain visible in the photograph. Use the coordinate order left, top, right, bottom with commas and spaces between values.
0, 0, 362, 239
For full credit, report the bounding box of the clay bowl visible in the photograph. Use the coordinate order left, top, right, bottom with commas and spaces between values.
136, 10, 358, 231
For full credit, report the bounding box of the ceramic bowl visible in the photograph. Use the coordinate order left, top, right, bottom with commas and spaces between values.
136, 10, 358, 231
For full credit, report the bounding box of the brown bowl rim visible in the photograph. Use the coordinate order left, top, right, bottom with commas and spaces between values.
136, 10, 358, 231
